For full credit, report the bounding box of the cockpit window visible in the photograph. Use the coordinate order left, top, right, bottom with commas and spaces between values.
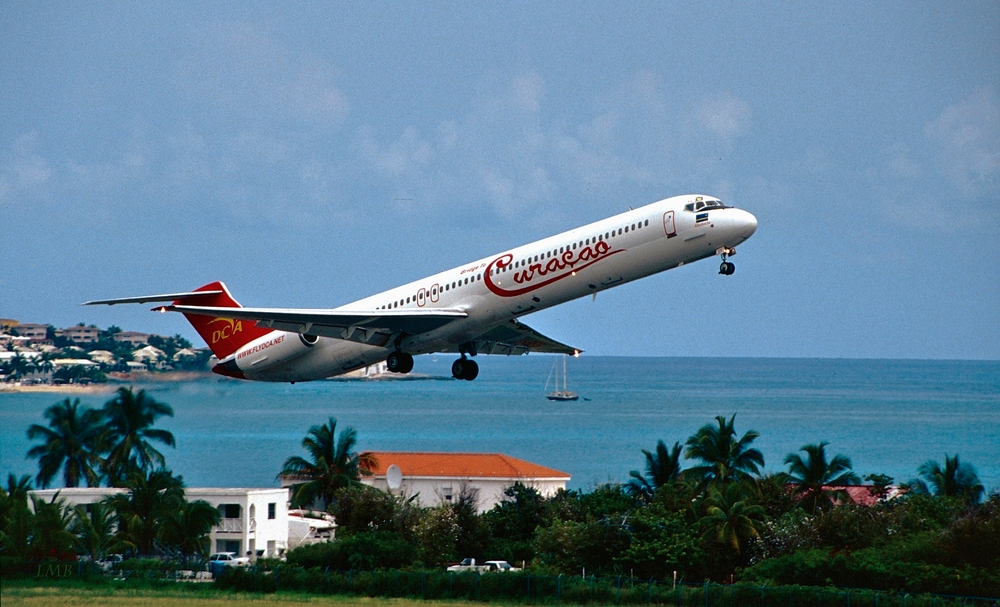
684, 199, 726, 212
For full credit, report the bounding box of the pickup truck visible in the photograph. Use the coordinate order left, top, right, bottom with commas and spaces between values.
447, 558, 488, 573
447, 558, 521, 573
483, 560, 521, 572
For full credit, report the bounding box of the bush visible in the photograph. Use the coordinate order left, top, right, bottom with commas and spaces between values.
285, 532, 415, 571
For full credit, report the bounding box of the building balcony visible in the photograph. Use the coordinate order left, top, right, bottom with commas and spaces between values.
215, 517, 256, 534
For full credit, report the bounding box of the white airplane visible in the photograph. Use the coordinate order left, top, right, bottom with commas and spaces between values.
85, 194, 756, 382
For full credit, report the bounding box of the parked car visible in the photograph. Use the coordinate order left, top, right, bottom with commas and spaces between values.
209, 552, 250, 567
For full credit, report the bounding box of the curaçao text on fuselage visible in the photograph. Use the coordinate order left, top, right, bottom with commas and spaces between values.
85, 194, 757, 383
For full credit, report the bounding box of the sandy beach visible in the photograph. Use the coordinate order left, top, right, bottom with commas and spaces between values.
0, 371, 216, 394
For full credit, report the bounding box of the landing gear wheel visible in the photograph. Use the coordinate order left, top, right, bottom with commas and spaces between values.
451, 358, 479, 381
386, 352, 414, 374
719, 261, 735, 275
462, 359, 478, 381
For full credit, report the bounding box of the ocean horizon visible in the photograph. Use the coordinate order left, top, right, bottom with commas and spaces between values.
2, 356, 998, 494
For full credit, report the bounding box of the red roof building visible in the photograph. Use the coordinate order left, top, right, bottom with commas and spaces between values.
359, 451, 570, 513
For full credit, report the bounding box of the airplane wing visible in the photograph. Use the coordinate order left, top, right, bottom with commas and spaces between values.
166, 304, 466, 344
449, 319, 581, 356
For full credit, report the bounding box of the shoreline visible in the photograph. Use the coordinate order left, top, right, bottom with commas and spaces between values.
0, 371, 216, 394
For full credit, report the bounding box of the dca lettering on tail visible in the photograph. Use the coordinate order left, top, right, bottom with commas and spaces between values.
209, 318, 243, 344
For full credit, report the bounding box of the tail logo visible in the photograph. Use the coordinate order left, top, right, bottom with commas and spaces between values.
208, 317, 243, 344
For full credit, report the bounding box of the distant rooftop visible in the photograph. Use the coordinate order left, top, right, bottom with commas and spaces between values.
361, 451, 570, 480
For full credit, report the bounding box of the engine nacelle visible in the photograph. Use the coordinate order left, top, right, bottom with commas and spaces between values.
229, 332, 317, 373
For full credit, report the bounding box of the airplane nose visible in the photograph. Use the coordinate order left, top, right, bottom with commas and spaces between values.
737, 209, 757, 239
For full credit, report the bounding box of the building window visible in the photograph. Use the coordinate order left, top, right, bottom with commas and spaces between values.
268, 503, 276, 520
221, 504, 240, 519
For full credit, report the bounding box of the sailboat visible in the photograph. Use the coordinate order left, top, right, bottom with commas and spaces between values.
544, 355, 579, 401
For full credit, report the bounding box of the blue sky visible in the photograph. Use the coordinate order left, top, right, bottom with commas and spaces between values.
2, 2, 998, 359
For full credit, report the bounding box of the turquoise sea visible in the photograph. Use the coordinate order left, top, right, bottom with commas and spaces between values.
2, 357, 998, 493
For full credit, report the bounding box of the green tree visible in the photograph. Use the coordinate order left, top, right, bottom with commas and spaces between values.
5, 352, 33, 381
0, 474, 34, 559
71, 501, 119, 560
617, 504, 705, 579
158, 499, 221, 557
912, 454, 985, 505
700, 482, 765, 557
416, 505, 460, 566
684, 415, 764, 488
784, 441, 860, 515
484, 483, 548, 563
33, 353, 54, 376
28, 493, 77, 561
106, 468, 185, 555
278, 417, 376, 509
627, 440, 684, 500
101, 387, 176, 485
26, 398, 106, 488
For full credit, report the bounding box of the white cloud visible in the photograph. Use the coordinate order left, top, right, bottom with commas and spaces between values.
0, 131, 54, 204
511, 73, 545, 114
695, 92, 752, 142
924, 87, 1000, 198
176, 22, 350, 129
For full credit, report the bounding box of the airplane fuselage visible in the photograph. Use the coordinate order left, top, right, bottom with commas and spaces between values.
228, 194, 756, 381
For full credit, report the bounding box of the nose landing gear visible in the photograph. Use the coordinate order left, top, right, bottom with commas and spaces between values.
717, 247, 737, 275
451, 356, 479, 381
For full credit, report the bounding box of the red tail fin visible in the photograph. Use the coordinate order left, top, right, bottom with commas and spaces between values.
175, 282, 274, 359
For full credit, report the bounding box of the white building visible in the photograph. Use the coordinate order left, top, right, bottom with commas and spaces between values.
357, 452, 571, 514
30, 487, 291, 558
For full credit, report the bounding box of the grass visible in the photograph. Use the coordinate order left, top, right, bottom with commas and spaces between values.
0, 582, 467, 607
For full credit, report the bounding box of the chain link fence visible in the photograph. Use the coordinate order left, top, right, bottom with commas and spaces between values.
216, 567, 1000, 607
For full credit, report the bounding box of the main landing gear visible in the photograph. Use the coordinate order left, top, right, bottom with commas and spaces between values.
386, 351, 414, 374
451, 356, 479, 381
717, 246, 737, 276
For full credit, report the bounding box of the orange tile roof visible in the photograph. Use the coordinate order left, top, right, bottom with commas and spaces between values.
361, 452, 570, 480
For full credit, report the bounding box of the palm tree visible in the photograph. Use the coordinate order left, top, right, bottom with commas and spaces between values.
158, 499, 221, 557
279, 417, 376, 509
700, 482, 765, 556
784, 442, 860, 514
101, 387, 176, 485
6, 352, 34, 381
26, 398, 106, 488
913, 454, 984, 505
684, 415, 764, 488
0, 474, 34, 558
29, 493, 77, 561
72, 501, 120, 560
33, 353, 54, 376
107, 468, 186, 555
627, 440, 684, 499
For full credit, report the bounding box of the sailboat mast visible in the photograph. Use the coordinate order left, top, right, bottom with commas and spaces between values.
562, 355, 567, 392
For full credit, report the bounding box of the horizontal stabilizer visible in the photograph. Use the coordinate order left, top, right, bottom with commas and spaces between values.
82, 291, 224, 306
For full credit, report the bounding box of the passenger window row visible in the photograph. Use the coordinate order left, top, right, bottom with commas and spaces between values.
377, 216, 653, 308
493, 218, 650, 275
377, 273, 483, 310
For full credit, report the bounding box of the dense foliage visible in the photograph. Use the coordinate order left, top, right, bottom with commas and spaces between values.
5, 396, 998, 598
279, 413, 998, 596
